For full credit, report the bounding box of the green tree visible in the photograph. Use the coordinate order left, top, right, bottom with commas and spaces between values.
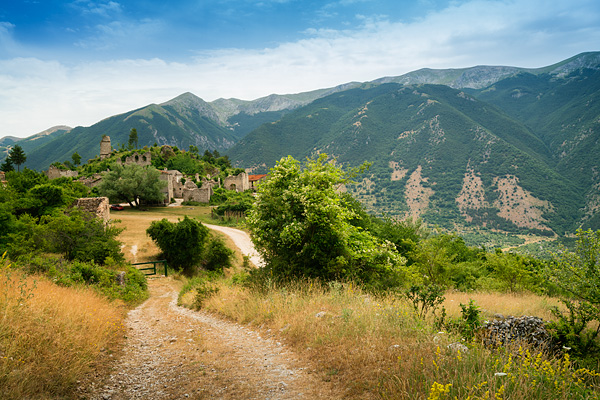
146, 216, 210, 275
42, 208, 124, 264
546, 229, 600, 356
71, 152, 82, 166
97, 164, 166, 208
247, 154, 404, 288
128, 128, 139, 150
8, 145, 26, 172
0, 158, 13, 172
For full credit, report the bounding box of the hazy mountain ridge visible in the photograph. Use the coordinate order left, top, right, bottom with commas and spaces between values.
373, 52, 600, 90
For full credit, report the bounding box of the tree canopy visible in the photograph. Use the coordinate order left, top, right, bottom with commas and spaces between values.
247, 154, 404, 288
97, 163, 166, 208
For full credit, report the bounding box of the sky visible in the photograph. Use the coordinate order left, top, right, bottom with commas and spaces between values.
1, 0, 599, 138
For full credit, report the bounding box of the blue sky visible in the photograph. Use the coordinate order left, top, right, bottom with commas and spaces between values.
1, 0, 599, 138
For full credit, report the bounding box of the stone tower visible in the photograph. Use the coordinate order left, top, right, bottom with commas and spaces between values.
100, 135, 111, 160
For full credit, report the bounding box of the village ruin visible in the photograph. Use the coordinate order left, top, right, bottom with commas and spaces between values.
44, 135, 267, 206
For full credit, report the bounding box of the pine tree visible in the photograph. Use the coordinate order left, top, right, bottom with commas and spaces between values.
8, 145, 26, 172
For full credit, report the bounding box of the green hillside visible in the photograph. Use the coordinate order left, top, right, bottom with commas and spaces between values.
23, 101, 238, 171
227, 83, 583, 234
472, 68, 600, 230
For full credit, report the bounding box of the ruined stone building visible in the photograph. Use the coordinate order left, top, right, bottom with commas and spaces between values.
74, 197, 110, 223
159, 169, 184, 204
182, 180, 213, 203
100, 136, 112, 160
223, 172, 249, 192
116, 151, 152, 167
46, 165, 79, 180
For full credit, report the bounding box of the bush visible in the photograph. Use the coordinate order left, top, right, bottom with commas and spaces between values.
202, 237, 233, 272
146, 216, 209, 275
545, 229, 600, 362
42, 208, 125, 264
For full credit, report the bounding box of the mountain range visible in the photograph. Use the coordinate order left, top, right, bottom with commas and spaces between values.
2, 52, 599, 234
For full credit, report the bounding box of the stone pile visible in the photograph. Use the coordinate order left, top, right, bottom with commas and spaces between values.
481, 315, 552, 349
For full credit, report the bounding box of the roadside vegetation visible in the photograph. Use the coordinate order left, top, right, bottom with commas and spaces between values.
0, 168, 148, 399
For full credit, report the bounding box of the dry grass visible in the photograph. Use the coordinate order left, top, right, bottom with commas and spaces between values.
443, 291, 563, 321
193, 279, 600, 399
0, 262, 127, 399
112, 205, 222, 264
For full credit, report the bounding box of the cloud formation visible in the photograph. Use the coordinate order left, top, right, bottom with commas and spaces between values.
1, 0, 599, 138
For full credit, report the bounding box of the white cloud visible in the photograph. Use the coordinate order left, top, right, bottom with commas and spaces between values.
1, 0, 600, 138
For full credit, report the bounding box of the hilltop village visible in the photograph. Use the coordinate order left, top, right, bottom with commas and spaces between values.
44, 135, 267, 206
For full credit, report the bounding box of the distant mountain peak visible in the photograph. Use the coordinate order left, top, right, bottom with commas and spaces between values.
372, 51, 600, 89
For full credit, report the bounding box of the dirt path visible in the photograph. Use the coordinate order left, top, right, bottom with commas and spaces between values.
204, 224, 264, 267
86, 278, 336, 399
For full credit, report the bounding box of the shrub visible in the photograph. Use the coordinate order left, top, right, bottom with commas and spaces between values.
146, 216, 209, 275
545, 229, 600, 362
202, 237, 233, 272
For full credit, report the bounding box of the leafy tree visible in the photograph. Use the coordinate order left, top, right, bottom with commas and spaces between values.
71, 152, 82, 166
5, 169, 48, 193
203, 237, 233, 271
8, 145, 26, 171
546, 229, 600, 356
97, 164, 166, 208
42, 208, 124, 264
247, 154, 404, 288
128, 128, 138, 149
370, 216, 428, 262
409, 235, 455, 286
483, 250, 530, 292
146, 216, 210, 275
166, 153, 204, 175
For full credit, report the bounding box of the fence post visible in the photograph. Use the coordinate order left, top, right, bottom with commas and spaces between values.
163, 260, 168, 277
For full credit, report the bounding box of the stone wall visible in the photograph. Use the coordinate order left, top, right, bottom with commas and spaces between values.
46, 165, 79, 180
78, 174, 103, 188
116, 151, 152, 166
223, 172, 249, 192
183, 181, 212, 203
75, 197, 110, 223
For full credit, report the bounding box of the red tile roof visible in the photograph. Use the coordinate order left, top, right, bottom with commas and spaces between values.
248, 174, 267, 182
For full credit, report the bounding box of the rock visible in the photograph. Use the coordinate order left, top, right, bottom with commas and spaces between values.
315, 311, 327, 318
481, 315, 552, 349
447, 343, 469, 353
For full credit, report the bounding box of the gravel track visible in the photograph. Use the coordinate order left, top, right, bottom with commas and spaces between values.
85, 279, 336, 399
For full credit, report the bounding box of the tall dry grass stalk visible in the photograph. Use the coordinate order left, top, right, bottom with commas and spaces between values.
198, 279, 600, 399
0, 260, 127, 399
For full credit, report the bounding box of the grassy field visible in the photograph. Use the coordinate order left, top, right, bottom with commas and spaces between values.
0, 258, 127, 399
187, 278, 599, 399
